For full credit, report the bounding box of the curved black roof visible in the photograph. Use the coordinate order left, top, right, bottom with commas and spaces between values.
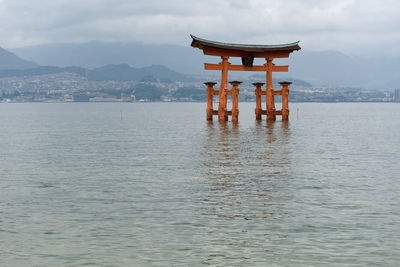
190, 35, 301, 53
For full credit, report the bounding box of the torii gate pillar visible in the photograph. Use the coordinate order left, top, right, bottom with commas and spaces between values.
218, 56, 229, 121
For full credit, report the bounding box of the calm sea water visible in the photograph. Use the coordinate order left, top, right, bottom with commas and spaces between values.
0, 102, 399, 266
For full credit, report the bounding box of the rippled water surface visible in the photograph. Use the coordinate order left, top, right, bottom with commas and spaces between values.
1, 102, 399, 266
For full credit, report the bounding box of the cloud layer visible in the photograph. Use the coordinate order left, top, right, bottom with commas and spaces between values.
0, 0, 399, 56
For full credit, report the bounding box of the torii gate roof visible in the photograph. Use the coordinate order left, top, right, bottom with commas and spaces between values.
190, 35, 300, 58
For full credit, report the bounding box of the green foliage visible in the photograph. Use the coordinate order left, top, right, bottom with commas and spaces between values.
140, 75, 157, 82
172, 87, 206, 101
87, 64, 189, 82
135, 84, 165, 101
96, 88, 132, 98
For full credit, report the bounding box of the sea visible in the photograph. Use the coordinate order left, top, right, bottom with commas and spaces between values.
0, 102, 399, 266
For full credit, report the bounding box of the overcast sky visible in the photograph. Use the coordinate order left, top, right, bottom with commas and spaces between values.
0, 0, 399, 56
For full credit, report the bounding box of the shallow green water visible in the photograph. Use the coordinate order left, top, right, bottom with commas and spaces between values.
1, 102, 399, 266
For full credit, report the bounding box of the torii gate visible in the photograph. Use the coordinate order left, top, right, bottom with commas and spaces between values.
190, 35, 300, 121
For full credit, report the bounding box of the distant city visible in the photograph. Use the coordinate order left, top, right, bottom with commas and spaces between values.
0, 70, 397, 103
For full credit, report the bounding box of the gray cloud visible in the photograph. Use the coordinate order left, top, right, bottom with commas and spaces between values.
0, 0, 399, 56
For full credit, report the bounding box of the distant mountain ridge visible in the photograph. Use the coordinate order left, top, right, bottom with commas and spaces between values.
88, 64, 189, 82
0, 45, 190, 82
285, 50, 400, 90
11, 41, 205, 74
0, 66, 85, 78
0, 63, 190, 82
0, 47, 38, 69
7, 42, 400, 90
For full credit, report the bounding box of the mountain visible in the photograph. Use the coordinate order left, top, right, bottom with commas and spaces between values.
11, 41, 205, 74
0, 66, 85, 78
0, 64, 191, 82
283, 50, 400, 90
249, 74, 312, 87
0, 47, 38, 69
88, 64, 190, 82
10, 42, 400, 90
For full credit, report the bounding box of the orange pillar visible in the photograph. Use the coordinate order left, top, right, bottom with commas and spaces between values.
218, 56, 229, 121
265, 58, 276, 121
204, 82, 217, 120
279, 81, 291, 120
229, 81, 241, 122
253, 82, 264, 120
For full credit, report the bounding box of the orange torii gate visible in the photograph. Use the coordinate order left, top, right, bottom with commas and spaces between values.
190, 35, 300, 121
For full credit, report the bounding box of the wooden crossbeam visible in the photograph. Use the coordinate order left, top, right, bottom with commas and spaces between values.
204, 63, 288, 72
210, 110, 236, 116
258, 90, 282, 96
259, 110, 284, 115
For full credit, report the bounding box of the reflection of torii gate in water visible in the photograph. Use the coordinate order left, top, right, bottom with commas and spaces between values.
190, 35, 301, 121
